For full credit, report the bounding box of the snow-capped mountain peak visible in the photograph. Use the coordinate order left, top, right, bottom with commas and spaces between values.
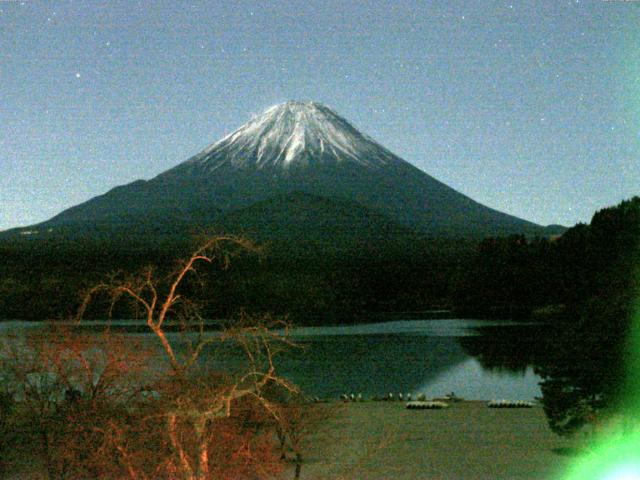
184, 101, 401, 172
16, 101, 547, 240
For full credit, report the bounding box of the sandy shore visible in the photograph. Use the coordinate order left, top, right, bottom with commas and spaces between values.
294, 401, 577, 480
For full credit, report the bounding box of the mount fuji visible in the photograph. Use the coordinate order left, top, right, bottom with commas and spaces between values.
9, 101, 557, 239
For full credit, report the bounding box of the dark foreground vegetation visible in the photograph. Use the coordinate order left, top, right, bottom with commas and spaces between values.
0, 196, 638, 475
0, 198, 637, 326
459, 196, 640, 438
0, 238, 329, 479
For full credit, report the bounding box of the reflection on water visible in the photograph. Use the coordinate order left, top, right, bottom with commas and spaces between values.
287, 319, 533, 338
278, 334, 468, 399
277, 320, 546, 399
0, 320, 545, 400
417, 358, 541, 401
457, 324, 553, 375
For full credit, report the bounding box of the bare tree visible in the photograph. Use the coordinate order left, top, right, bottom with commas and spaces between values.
77, 236, 299, 480
0, 325, 152, 479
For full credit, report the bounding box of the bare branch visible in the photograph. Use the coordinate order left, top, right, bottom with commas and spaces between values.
70, 235, 304, 479
167, 413, 194, 478
75, 283, 110, 324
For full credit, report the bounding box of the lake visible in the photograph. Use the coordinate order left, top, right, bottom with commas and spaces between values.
279, 319, 546, 400
0, 319, 545, 401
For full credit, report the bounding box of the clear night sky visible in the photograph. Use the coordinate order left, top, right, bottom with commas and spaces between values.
1, 0, 638, 231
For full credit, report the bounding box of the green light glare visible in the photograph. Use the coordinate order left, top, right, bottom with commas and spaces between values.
561, 430, 640, 480
560, 278, 640, 480
604, 465, 640, 480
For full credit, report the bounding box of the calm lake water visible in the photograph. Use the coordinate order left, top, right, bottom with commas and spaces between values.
0, 319, 545, 401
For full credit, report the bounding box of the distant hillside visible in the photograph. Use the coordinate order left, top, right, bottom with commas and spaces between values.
216, 191, 417, 243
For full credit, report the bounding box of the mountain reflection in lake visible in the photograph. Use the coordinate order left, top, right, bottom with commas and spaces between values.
0, 320, 546, 400
280, 320, 546, 400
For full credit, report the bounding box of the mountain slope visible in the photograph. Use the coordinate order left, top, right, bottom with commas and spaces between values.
216, 191, 416, 243
8, 101, 552, 239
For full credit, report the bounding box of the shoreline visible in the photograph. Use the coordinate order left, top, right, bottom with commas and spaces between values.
295, 400, 576, 480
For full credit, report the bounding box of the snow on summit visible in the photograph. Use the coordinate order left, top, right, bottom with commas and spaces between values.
25, 100, 547, 239
183, 101, 402, 172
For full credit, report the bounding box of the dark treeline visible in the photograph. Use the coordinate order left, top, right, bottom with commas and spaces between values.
457, 197, 639, 322
459, 196, 640, 435
0, 233, 472, 323
0, 236, 187, 320
0, 197, 638, 330
535, 197, 640, 436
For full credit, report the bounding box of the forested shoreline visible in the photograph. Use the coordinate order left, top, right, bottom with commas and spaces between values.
0, 196, 638, 477
0, 197, 638, 328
